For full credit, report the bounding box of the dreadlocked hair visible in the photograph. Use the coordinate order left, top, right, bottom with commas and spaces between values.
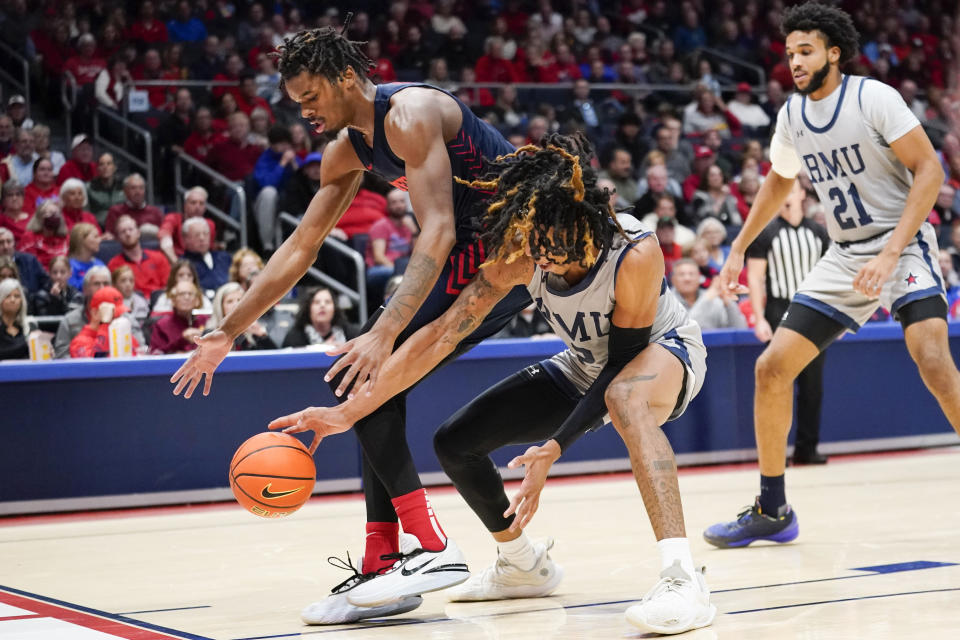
781, 2, 860, 65
277, 27, 373, 85
456, 133, 629, 268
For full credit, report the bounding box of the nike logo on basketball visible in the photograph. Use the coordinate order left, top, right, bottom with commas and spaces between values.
260, 484, 302, 499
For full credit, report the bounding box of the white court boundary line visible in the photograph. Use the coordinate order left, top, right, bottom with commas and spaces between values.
2, 433, 957, 516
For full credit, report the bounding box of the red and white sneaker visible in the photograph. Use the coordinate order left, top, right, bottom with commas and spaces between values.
347, 533, 470, 607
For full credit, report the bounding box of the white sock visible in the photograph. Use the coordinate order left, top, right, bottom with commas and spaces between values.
497, 532, 537, 571
657, 537, 696, 579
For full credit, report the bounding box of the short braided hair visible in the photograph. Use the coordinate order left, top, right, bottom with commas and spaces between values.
457, 133, 628, 268
781, 2, 860, 65
277, 28, 373, 85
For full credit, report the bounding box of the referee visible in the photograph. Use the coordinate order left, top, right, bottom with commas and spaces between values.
746, 181, 830, 465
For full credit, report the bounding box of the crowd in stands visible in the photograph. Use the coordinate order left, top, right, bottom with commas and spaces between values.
1, 0, 960, 360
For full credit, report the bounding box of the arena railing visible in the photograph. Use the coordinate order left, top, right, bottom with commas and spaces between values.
174, 151, 248, 249
277, 211, 368, 324
93, 105, 156, 205
694, 47, 767, 87
60, 71, 79, 144
0, 40, 31, 119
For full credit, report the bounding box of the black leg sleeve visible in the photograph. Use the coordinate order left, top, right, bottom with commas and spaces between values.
434, 364, 579, 533
794, 350, 826, 455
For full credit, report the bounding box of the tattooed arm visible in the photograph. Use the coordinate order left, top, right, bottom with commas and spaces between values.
269, 257, 533, 445
504, 237, 664, 530
324, 98, 459, 396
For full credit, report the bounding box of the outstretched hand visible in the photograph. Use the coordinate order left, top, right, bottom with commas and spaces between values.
716, 250, 750, 302
170, 330, 234, 398
504, 440, 562, 532
267, 405, 355, 454
323, 330, 395, 398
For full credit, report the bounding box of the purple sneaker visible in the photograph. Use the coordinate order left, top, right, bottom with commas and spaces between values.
703, 498, 799, 548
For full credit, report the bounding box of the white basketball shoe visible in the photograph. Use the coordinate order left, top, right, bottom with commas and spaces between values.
624, 560, 717, 635
300, 553, 423, 625
446, 538, 564, 601
347, 533, 470, 607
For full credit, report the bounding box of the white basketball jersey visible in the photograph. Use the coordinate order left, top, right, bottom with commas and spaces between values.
774, 75, 921, 243
527, 226, 693, 393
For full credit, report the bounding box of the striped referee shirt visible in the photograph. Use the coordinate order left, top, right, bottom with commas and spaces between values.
746, 217, 830, 301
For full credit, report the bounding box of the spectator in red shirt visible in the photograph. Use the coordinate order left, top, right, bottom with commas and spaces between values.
133, 48, 175, 110
57, 135, 98, 185
104, 173, 164, 238
212, 92, 239, 132
126, 1, 169, 46
108, 214, 170, 297
69, 285, 141, 358
149, 280, 208, 354
656, 217, 684, 279
59, 179, 101, 232
366, 39, 396, 83
158, 185, 216, 262
236, 71, 273, 120
212, 53, 244, 101
183, 107, 221, 164
18, 200, 69, 270
553, 43, 583, 82
475, 37, 520, 102
247, 26, 278, 69
0, 180, 30, 244
35, 21, 72, 78
365, 189, 414, 304
336, 187, 386, 240
207, 112, 264, 182
97, 21, 124, 61
24, 158, 60, 216
64, 34, 107, 86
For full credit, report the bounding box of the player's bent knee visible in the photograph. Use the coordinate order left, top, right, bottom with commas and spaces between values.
603, 379, 632, 415
755, 349, 795, 388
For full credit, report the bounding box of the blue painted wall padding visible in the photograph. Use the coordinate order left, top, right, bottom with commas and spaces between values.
2, 324, 957, 503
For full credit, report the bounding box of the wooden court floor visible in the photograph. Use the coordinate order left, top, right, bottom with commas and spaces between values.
3, 447, 960, 639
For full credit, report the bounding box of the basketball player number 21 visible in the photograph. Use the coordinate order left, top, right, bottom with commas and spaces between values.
828, 183, 874, 230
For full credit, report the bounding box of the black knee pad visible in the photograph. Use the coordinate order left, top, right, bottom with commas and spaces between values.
779, 302, 847, 352
897, 295, 947, 329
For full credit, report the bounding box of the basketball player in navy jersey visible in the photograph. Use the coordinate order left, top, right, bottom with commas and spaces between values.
272, 134, 717, 635
703, 2, 960, 548
170, 26, 530, 623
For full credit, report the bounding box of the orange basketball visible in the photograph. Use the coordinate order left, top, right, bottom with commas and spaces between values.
229, 432, 316, 518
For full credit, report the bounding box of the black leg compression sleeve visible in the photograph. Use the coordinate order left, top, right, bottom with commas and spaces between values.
361, 452, 398, 523
433, 364, 579, 533
779, 301, 847, 352
896, 295, 947, 329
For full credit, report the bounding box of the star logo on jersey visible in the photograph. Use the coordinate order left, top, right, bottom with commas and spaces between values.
905, 273, 919, 286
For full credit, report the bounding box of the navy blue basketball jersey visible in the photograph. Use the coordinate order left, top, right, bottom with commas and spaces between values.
346, 83, 515, 244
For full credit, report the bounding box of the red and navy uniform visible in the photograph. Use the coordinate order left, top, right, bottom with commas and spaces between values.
345, 83, 530, 342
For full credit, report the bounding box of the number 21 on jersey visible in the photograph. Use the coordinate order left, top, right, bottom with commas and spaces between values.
828, 183, 874, 230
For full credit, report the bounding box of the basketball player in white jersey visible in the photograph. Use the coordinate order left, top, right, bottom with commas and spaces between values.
271, 134, 716, 634
704, 1, 960, 548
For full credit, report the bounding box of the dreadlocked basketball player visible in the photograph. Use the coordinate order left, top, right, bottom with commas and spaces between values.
703, 1, 960, 548
170, 24, 531, 623
272, 134, 717, 635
